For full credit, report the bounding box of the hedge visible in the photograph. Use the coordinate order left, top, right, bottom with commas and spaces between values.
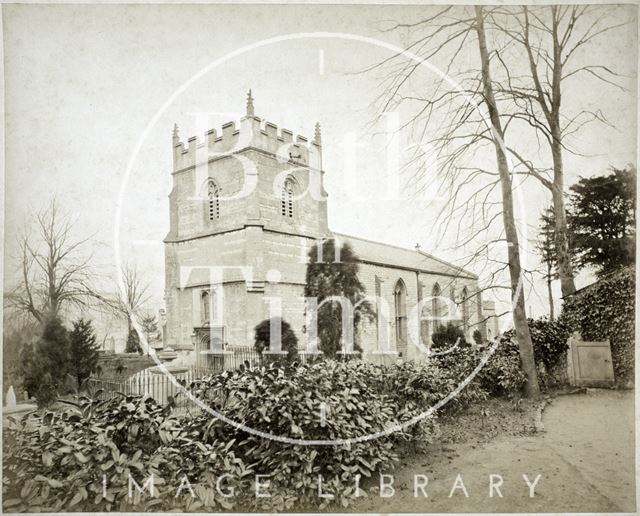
560, 267, 635, 385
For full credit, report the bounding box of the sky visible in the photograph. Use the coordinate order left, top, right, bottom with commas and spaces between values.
3, 3, 637, 322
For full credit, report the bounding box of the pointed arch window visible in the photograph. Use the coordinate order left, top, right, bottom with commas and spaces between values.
461, 287, 469, 331
207, 180, 220, 221
432, 283, 442, 319
281, 177, 295, 218
201, 290, 211, 324
394, 279, 407, 356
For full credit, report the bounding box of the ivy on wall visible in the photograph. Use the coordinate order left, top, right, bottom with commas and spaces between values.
560, 267, 635, 385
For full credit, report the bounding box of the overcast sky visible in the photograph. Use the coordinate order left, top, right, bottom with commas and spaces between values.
3, 3, 637, 321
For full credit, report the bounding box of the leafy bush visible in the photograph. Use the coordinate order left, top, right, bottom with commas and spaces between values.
472, 329, 484, 345
433, 343, 526, 398
125, 329, 142, 354
431, 322, 469, 349
3, 394, 253, 512
188, 361, 401, 510
69, 319, 101, 389
253, 317, 299, 364
20, 317, 70, 407
560, 267, 635, 385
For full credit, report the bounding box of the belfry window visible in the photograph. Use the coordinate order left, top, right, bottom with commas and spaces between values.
281, 177, 294, 218
207, 180, 220, 220
201, 290, 211, 324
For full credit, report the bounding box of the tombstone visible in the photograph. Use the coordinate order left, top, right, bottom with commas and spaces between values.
5, 386, 17, 409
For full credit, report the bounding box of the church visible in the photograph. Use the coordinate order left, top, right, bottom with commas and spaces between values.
163, 92, 485, 366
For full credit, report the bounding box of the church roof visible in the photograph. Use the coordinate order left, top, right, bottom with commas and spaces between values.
334, 233, 478, 280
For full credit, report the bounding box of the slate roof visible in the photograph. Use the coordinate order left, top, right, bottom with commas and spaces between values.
334, 233, 477, 280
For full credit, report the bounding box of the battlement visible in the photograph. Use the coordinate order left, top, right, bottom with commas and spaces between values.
172, 91, 323, 172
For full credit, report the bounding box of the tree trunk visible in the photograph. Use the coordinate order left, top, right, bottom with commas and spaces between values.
547, 277, 554, 321
475, 6, 539, 397
549, 9, 576, 297
550, 137, 576, 297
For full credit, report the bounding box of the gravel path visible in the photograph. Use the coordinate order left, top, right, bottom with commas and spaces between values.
350, 389, 635, 513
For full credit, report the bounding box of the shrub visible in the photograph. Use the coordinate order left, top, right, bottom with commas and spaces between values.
20, 317, 70, 407
125, 329, 142, 354
253, 317, 299, 364
431, 322, 469, 350
472, 329, 484, 345
69, 319, 101, 390
560, 267, 635, 385
2, 394, 253, 512
432, 339, 526, 397
497, 318, 571, 389
188, 361, 401, 510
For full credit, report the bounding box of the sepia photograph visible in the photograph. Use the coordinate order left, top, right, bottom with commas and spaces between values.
1, 1, 637, 513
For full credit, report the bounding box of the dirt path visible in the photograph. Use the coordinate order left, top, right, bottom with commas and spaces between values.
350, 389, 635, 513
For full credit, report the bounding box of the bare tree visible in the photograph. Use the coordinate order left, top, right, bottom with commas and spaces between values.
8, 200, 96, 324
365, 5, 540, 395
489, 5, 628, 296
107, 262, 152, 333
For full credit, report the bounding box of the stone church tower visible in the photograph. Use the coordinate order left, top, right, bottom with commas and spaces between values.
164, 92, 329, 363
165, 92, 484, 365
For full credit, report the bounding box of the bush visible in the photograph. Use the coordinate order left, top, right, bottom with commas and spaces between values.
560, 267, 635, 385
3, 394, 253, 512
20, 317, 70, 407
431, 322, 469, 350
69, 319, 101, 389
125, 329, 142, 354
253, 317, 299, 364
497, 318, 571, 389
189, 361, 400, 510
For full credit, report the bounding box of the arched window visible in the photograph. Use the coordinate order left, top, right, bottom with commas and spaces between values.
207, 180, 220, 221
281, 177, 294, 218
201, 290, 210, 324
394, 279, 407, 356
461, 287, 469, 331
432, 283, 442, 319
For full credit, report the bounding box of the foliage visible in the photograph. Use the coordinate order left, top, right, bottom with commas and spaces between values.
560, 267, 635, 385
4, 353, 520, 512
20, 317, 70, 407
253, 317, 299, 364
125, 329, 142, 354
69, 319, 101, 389
140, 314, 159, 345
568, 167, 636, 275
303, 239, 373, 357
431, 322, 469, 350
472, 329, 484, 345
2, 394, 252, 512
189, 361, 400, 509
432, 341, 526, 398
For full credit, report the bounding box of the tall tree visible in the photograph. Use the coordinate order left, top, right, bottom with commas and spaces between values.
69, 319, 101, 389
304, 239, 373, 357
568, 166, 636, 274
8, 200, 96, 323
366, 5, 541, 395
474, 6, 540, 396
490, 6, 629, 296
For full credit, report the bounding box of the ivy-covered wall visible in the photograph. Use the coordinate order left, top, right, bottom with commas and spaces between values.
560, 267, 635, 385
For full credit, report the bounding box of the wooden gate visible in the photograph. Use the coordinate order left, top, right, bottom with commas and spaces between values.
567, 334, 615, 387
